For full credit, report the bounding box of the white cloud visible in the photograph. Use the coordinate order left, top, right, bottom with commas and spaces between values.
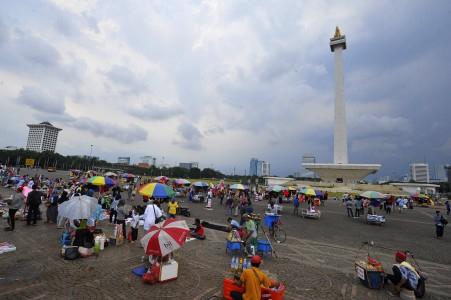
0, 1, 450, 176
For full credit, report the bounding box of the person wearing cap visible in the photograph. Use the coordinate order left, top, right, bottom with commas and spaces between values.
385, 251, 420, 294
4, 187, 24, 231
231, 255, 279, 300
227, 217, 241, 230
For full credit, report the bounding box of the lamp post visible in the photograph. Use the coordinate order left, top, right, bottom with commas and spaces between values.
89, 145, 93, 171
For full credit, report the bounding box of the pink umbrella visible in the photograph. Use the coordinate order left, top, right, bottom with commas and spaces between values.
22, 186, 32, 198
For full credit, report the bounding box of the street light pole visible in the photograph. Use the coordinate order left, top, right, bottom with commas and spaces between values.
89, 145, 93, 171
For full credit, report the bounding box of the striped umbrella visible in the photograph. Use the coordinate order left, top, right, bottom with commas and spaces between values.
121, 173, 135, 179
267, 185, 287, 193
138, 183, 176, 199
299, 187, 316, 196
230, 183, 247, 190
140, 218, 190, 256
88, 176, 116, 187
360, 191, 385, 199
193, 181, 209, 188
155, 176, 169, 183
174, 178, 191, 186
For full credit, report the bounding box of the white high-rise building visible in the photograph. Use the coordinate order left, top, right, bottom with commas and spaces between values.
26, 122, 62, 153
261, 161, 270, 176
410, 163, 430, 183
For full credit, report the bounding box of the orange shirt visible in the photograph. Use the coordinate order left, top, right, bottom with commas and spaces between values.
240, 267, 271, 300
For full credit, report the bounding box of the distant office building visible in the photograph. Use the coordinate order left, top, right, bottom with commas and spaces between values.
140, 156, 156, 167
445, 165, 451, 185
261, 161, 270, 176
26, 121, 62, 153
252, 158, 271, 177
249, 158, 259, 176
179, 162, 199, 169
430, 164, 446, 182
117, 157, 130, 165
410, 163, 430, 183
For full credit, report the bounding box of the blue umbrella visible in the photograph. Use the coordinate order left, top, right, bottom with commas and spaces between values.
193, 181, 209, 188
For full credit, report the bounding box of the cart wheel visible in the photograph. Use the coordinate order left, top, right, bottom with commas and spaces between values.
273, 228, 287, 243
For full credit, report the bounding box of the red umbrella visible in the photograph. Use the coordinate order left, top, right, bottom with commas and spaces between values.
140, 219, 189, 257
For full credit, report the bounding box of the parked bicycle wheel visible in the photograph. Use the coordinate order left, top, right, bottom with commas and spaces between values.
273, 226, 286, 243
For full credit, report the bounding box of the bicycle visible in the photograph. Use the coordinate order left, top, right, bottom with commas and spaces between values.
267, 217, 286, 243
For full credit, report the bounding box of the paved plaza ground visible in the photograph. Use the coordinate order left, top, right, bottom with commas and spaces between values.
0, 172, 450, 299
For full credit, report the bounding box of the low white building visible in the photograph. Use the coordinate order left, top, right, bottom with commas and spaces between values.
263, 177, 294, 186
391, 182, 439, 195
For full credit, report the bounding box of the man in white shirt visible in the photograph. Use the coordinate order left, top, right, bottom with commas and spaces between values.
143, 202, 163, 231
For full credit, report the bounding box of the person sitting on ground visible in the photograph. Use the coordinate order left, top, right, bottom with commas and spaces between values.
231, 255, 279, 300
190, 218, 206, 240
72, 219, 94, 247
385, 251, 420, 294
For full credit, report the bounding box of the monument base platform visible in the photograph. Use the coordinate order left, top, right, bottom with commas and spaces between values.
302, 163, 381, 183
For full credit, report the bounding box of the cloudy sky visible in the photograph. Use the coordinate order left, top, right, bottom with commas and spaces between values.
1, 0, 450, 177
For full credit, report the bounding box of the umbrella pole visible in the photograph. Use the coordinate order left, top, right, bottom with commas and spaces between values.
260, 225, 278, 258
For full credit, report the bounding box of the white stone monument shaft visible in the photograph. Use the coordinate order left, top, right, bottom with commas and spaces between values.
330, 28, 348, 164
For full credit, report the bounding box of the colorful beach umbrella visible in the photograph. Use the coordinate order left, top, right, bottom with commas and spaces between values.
230, 183, 247, 190
140, 218, 189, 257
299, 187, 316, 196
267, 185, 287, 193
88, 176, 115, 187
155, 176, 169, 183
121, 173, 135, 179
360, 191, 385, 199
174, 178, 191, 186
138, 183, 176, 199
193, 181, 209, 188
22, 186, 32, 198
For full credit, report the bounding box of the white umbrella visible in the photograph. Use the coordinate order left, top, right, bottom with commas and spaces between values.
104, 172, 118, 177
58, 195, 98, 221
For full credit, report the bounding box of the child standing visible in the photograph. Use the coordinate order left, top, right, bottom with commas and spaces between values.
130, 207, 140, 243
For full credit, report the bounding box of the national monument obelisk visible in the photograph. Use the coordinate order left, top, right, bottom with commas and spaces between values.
330, 26, 348, 164
303, 27, 381, 182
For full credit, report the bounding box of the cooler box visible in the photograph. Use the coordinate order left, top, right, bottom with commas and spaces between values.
223, 278, 244, 300
262, 283, 286, 300
257, 240, 272, 255
223, 278, 285, 300
263, 214, 279, 228
160, 260, 178, 282
132, 266, 148, 277
226, 240, 242, 253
